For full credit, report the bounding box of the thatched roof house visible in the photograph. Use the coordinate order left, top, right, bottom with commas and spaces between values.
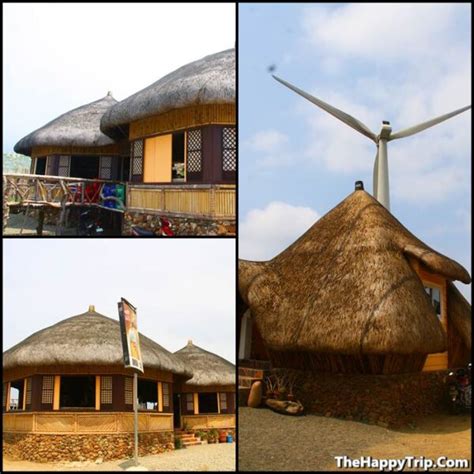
172, 340, 235, 430
13, 94, 128, 180
239, 187, 471, 374
100, 49, 236, 186
4, 306, 191, 378
101, 49, 235, 139
174, 340, 235, 386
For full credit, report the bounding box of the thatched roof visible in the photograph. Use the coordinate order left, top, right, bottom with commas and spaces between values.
14, 93, 118, 156
447, 282, 471, 350
101, 49, 235, 138
239, 189, 471, 356
174, 340, 235, 386
3, 307, 191, 378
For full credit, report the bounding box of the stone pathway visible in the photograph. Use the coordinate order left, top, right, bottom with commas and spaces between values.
3, 443, 236, 471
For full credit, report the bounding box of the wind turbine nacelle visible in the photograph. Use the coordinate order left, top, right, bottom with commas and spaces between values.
379, 122, 392, 140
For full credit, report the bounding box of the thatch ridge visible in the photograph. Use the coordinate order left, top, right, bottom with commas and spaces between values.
174, 341, 235, 386
240, 190, 471, 356
3, 309, 192, 378
101, 49, 235, 137
14, 94, 118, 156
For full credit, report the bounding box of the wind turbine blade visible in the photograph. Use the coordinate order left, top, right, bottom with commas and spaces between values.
390, 105, 471, 140
273, 75, 377, 142
373, 147, 379, 199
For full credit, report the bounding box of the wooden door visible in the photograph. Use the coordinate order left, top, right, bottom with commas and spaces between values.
144, 134, 172, 183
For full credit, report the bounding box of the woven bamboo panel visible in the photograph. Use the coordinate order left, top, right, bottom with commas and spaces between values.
148, 414, 173, 431
164, 189, 211, 214
182, 414, 235, 429
32, 145, 121, 157
183, 416, 208, 429
118, 414, 148, 432
13, 414, 35, 431
76, 414, 117, 432
3, 414, 15, 430
129, 104, 236, 141
36, 414, 75, 432
214, 189, 235, 217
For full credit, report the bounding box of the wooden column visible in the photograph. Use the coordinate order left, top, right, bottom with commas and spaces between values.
95, 376, 101, 411
217, 392, 221, 414
158, 382, 163, 412
193, 393, 199, 415
53, 376, 60, 410
5, 382, 11, 412
22, 378, 28, 410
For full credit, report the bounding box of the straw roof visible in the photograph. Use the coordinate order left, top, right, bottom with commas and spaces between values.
3, 307, 191, 378
447, 282, 471, 350
239, 189, 471, 356
174, 340, 235, 386
101, 49, 235, 138
14, 94, 118, 156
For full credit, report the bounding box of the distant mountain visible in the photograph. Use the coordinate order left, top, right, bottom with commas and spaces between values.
3, 153, 31, 174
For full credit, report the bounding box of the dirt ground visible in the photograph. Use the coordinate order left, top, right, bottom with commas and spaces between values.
3, 443, 235, 472
238, 408, 471, 471
4, 213, 56, 235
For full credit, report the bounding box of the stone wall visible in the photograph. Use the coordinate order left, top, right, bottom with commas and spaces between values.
292, 370, 448, 428
3, 431, 174, 463
123, 210, 236, 236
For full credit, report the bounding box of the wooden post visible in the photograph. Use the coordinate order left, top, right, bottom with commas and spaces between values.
5, 382, 11, 412
36, 208, 45, 236
23, 379, 28, 410
217, 392, 221, 414
95, 376, 101, 411
157, 382, 163, 412
193, 393, 199, 415
53, 376, 60, 410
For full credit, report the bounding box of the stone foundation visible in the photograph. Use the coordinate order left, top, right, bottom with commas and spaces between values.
293, 370, 448, 428
123, 210, 236, 236
3, 431, 174, 463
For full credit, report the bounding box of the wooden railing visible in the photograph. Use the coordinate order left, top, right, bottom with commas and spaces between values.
3, 411, 173, 434
3, 174, 125, 210
127, 184, 235, 219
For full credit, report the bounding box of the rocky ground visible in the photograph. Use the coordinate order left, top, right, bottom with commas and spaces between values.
239, 408, 471, 471
3, 443, 235, 471
3, 213, 56, 235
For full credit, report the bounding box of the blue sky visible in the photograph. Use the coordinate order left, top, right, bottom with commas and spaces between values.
3, 3, 235, 153
3, 239, 235, 363
238, 3, 471, 301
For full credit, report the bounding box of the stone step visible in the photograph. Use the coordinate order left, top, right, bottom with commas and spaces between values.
182, 439, 202, 446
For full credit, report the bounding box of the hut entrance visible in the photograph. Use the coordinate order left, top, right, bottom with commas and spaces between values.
172, 131, 185, 181
70, 156, 100, 179
173, 393, 181, 428
8, 379, 25, 411
60, 376, 95, 409
137, 379, 158, 410
198, 393, 218, 414
35, 157, 47, 175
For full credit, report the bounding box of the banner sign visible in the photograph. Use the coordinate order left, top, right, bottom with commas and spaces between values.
118, 298, 144, 373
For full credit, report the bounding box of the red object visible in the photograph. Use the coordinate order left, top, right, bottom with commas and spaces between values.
160, 217, 174, 236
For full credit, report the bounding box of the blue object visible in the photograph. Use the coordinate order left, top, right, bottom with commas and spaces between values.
226, 435, 233, 443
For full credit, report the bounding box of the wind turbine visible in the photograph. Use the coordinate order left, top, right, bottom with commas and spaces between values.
273, 75, 471, 211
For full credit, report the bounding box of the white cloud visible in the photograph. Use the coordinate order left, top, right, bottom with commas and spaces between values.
246, 129, 289, 152
239, 201, 320, 261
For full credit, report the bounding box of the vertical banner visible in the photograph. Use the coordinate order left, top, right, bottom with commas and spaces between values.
118, 298, 144, 373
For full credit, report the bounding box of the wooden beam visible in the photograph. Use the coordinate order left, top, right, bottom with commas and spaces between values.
23, 379, 28, 410
95, 376, 101, 411
217, 392, 221, 414
5, 382, 11, 412
193, 393, 199, 415
53, 376, 60, 410
158, 382, 163, 412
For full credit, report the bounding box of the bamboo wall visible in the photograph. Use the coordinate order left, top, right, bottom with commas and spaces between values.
127, 184, 235, 218
181, 414, 235, 430
129, 104, 235, 141
3, 412, 173, 434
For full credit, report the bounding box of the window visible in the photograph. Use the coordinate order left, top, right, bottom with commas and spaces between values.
26, 377, 32, 407
69, 156, 100, 179
60, 376, 95, 409
198, 393, 219, 414
162, 382, 170, 409
172, 132, 185, 181
137, 379, 157, 410
187, 129, 202, 173
125, 377, 133, 405
425, 286, 441, 319
9, 379, 25, 411
45, 156, 57, 175
130, 140, 144, 180
222, 127, 236, 172
101, 376, 113, 405
186, 393, 194, 412
57, 155, 71, 177
99, 156, 113, 180
219, 392, 227, 412
42, 376, 54, 404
